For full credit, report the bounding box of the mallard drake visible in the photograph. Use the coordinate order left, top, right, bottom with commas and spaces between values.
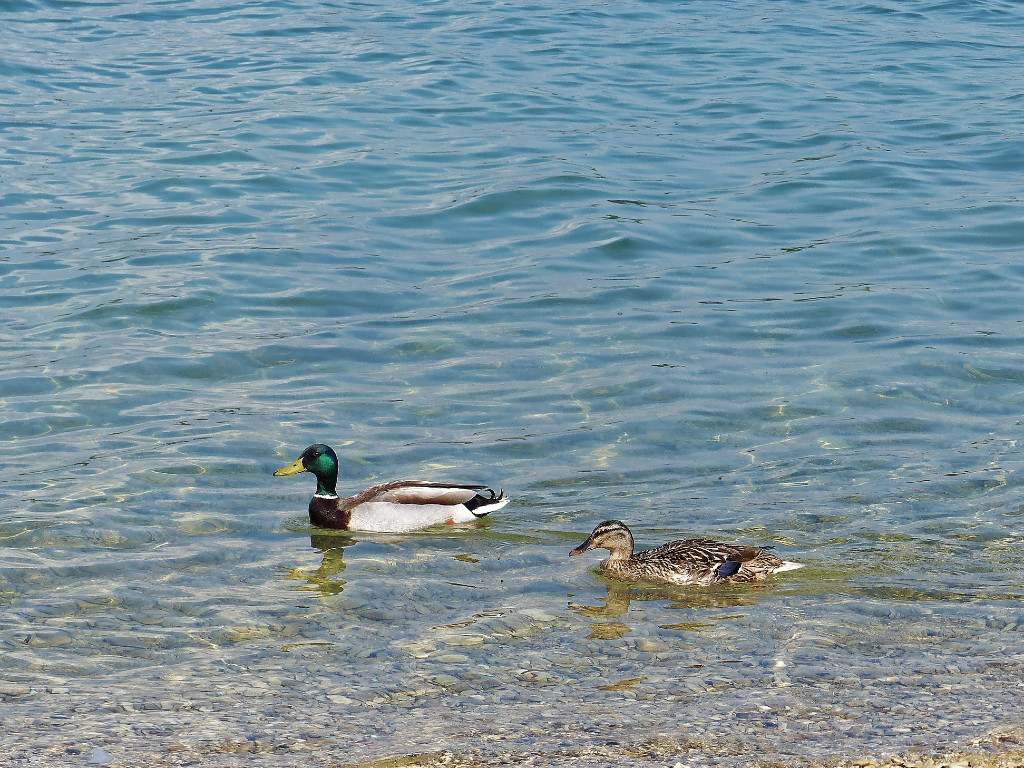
274, 444, 509, 533
569, 520, 802, 586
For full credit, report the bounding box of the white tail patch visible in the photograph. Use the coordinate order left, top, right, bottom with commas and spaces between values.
775, 561, 804, 573
472, 497, 509, 517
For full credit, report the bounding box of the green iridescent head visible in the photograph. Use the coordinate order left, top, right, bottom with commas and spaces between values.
274, 444, 339, 496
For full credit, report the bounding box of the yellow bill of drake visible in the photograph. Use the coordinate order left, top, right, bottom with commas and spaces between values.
273, 457, 306, 476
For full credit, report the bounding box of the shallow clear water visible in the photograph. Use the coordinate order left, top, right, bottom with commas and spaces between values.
2, 0, 1024, 765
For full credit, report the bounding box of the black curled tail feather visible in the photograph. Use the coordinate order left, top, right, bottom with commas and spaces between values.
465, 488, 505, 515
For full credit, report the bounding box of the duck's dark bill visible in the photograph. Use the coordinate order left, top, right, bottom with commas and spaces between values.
274, 458, 307, 477
569, 540, 595, 557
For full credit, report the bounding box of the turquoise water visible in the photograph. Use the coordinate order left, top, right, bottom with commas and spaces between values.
3, 0, 1024, 765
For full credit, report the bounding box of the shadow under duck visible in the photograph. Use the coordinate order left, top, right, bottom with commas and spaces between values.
569, 520, 802, 586
274, 444, 508, 533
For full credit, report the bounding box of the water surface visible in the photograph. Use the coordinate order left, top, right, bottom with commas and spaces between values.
3, 1, 1024, 765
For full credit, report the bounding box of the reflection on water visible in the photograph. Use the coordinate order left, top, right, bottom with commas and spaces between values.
280, 534, 357, 596
569, 577, 770, 640
308, 532, 359, 552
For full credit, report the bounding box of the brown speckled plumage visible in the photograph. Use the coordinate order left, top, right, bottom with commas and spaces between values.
569, 520, 803, 586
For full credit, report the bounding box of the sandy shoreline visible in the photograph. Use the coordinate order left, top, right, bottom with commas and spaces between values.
337, 746, 1024, 768
50, 738, 1024, 768
17, 725, 1024, 768
337, 729, 1024, 768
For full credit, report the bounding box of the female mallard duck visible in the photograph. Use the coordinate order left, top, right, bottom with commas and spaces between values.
274, 444, 508, 533
569, 520, 802, 586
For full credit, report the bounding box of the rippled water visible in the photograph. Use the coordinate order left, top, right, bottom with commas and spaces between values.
3, 1, 1024, 765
